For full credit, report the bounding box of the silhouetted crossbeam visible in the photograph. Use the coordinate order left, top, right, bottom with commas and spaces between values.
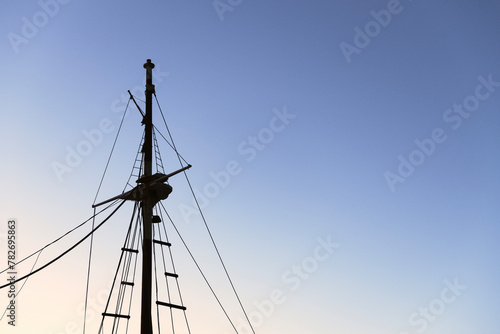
92, 165, 191, 208
156, 301, 186, 311
102, 312, 131, 319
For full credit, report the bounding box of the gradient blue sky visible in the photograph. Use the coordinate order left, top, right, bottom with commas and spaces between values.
1, 1, 499, 333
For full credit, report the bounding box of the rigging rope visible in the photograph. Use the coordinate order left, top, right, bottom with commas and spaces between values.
82, 207, 97, 334
152, 225, 162, 334
154, 92, 256, 334
123, 131, 145, 193
123, 204, 141, 334
131, 94, 145, 104
0, 199, 122, 277
153, 124, 190, 166
93, 98, 131, 205
156, 207, 192, 334
98, 202, 140, 334
0, 249, 43, 321
153, 93, 190, 165
0, 199, 127, 290
158, 202, 240, 333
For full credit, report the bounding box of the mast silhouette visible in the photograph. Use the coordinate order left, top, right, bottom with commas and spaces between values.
91, 60, 191, 333
141, 58, 155, 334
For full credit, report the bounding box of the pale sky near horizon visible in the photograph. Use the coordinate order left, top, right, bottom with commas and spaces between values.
1, 1, 499, 333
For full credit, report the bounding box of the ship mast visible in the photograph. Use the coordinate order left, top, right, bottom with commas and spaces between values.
141, 58, 155, 334
91, 59, 191, 333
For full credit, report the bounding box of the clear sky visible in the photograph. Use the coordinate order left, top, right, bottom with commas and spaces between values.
1, 0, 499, 333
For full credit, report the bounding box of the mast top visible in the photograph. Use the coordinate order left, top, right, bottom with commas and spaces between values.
144, 59, 155, 68
144, 59, 155, 94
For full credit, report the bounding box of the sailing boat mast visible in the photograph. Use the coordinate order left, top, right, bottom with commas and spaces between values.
90, 59, 191, 332
0, 60, 258, 334
141, 58, 155, 334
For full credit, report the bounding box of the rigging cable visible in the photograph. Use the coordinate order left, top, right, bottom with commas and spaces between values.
0, 199, 127, 290
156, 206, 192, 334
153, 124, 189, 166
152, 223, 162, 334
82, 207, 97, 334
0, 249, 43, 321
98, 201, 140, 334
122, 203, 141, 334
85, 95, 131, 333
123, 131, 145, 193
158, 202, 239, 333
93, 97, 131, 205
153, 92, 189, 165
119, 207, 141, 334
0, 199, 122, 277
154, 93, 256, 334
